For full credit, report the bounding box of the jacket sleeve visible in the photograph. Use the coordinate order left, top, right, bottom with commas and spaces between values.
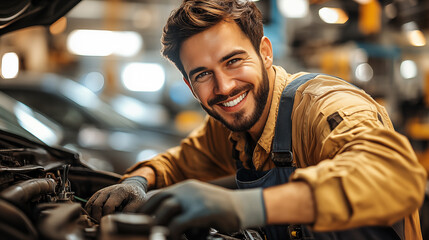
290, 79, 427, 232
122, 116, 236, 188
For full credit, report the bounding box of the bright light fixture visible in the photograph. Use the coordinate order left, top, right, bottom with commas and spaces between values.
121, 63, 165, 92
402, 22, 426, 47
1, 52, 19, 79
406, 30, 426, 47
113, 31, 143, 57
355, 63, 373, 82
319, 7, 349, 24
278, 0, 309, 18
67, 29, 143, 57
353, 0, 372, 4
400, 60, 418, 79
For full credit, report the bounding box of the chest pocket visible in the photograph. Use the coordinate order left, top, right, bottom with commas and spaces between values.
327, 110, 385, 132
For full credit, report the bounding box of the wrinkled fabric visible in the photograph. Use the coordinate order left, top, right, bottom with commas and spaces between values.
123, 66, 426, 239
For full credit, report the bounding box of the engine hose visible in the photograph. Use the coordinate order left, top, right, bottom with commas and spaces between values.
0, 178, 57, 206
0, 199, 38, 240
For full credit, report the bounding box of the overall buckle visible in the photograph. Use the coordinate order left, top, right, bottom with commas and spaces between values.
271, 151, 293, 167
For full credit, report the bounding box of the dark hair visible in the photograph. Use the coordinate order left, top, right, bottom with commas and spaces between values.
161, 0, 264, 80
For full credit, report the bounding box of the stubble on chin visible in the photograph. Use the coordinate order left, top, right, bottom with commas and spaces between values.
202, 104, 247, 132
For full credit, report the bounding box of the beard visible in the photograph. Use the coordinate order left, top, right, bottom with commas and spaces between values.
201, 63, 270, 132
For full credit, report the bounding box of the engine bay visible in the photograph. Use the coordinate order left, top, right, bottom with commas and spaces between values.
0, 137, 120, 240
0, 133, 263, 240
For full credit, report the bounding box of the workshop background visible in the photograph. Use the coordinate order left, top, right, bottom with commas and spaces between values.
1, 0, 429, 236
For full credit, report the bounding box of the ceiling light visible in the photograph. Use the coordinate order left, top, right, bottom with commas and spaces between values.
355, 63, 373, 82
400, 60, 418, 79
1, 52, 19, 79
67, 30, 143, 57
278, 0, 309, 18
406, 30, 426, 47
353, 0, 372, 4
121, 63, 165, 92
319, 7, 349, 24
402, 22, 426, 47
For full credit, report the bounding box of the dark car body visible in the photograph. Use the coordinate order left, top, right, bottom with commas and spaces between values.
0, 0, 81, 36
0, 89, 122, 240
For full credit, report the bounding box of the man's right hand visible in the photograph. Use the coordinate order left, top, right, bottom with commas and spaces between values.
85, 176, 148, 222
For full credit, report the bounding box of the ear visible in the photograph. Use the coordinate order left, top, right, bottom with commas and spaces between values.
259, 36, 273, 69
183, 77, 198, 99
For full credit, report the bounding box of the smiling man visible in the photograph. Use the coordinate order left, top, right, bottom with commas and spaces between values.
182, 20, 272, 135
85, 0, 427, 239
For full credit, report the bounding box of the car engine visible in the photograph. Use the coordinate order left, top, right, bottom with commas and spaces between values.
0, 130, 119, 240
0, 132, 263, 240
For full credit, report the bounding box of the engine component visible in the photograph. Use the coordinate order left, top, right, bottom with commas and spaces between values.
99, 213, 154, 239
0, 178, 56, 210
37, 203, 85, 240
0, 198, 38, 240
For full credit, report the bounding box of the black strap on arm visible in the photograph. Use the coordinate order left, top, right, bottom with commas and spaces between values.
271, 73, 320, 167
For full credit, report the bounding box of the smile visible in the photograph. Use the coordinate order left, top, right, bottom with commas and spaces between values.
221, 92, 247, 107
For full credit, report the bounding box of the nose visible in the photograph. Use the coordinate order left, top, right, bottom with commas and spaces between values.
213, 69, 236, 96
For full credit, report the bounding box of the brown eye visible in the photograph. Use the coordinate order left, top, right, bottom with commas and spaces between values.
227, 59, 239, 65
197, 72, 208, 79
194, 71, 211, 82
227, 58, 243, 67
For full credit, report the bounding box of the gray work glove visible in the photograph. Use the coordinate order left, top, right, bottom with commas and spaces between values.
138, 179, 265, 240
85, 176, 148, 222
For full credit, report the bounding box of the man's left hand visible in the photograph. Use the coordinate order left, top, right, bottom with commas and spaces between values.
138, 179, 265, 240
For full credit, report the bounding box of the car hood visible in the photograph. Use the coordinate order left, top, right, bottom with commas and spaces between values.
0, 0, 81, 36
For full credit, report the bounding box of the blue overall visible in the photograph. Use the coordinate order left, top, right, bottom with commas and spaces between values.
234, 74, 405, 240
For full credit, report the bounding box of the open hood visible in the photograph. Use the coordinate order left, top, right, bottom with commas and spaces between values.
0, 0, 81, 36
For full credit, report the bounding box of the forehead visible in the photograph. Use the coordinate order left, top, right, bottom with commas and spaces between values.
179, 20, 255, 73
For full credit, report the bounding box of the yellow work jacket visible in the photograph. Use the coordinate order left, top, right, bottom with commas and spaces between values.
124, 66, 426, 239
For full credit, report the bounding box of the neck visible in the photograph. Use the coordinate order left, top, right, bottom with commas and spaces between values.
247, 66, 276, 141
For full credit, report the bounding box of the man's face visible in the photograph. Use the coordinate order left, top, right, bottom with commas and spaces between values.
180, 20, 270, 132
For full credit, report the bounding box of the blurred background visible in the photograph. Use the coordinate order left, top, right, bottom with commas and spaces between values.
0, 0, 429, 175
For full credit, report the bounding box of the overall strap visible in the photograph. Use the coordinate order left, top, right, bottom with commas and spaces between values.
271, 73, 320, 167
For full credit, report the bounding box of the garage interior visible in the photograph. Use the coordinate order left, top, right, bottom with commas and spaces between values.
0, 0, 429, 239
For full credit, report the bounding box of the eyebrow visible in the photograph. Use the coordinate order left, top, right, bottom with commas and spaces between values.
189, 67, 207, 80
220, 50, 246, 63
188, 50, 247, 80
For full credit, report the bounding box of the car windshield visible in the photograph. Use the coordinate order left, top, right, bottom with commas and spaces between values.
0, 92, 62, 145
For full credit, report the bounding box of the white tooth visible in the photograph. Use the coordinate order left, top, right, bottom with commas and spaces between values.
222, 92, 247, 107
